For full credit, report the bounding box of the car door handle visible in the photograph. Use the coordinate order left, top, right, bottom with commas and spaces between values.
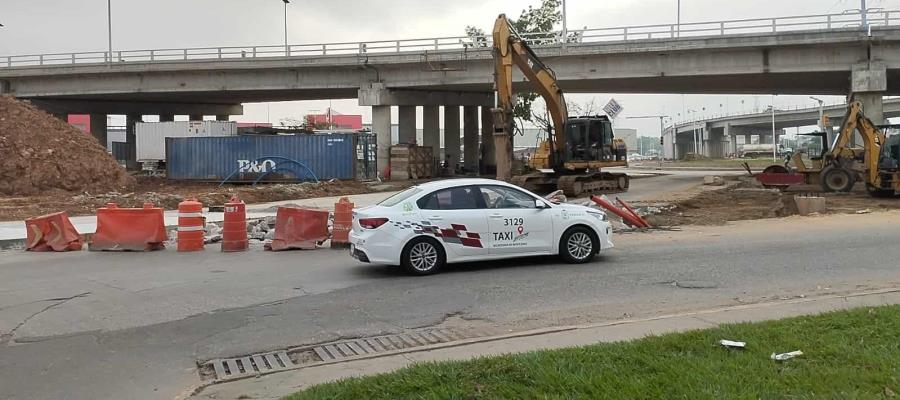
428, 216, 443, 221
489, 213, 503, 218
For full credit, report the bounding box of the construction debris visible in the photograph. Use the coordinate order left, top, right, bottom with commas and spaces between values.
771, 350, 803, 361
718, 339, 746, 349
0, 96, 134, 195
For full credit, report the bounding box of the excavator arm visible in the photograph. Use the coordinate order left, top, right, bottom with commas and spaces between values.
492, 14, 567, 178
829, 100, 885, 187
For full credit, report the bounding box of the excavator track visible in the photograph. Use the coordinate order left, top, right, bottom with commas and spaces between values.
557, 173, 629, 197
510, 172, 629, 197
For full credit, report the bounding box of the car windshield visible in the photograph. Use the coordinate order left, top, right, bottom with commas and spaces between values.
378, 187, 423, 207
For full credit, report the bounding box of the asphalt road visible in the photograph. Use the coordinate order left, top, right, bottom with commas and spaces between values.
3, 177, 899, 400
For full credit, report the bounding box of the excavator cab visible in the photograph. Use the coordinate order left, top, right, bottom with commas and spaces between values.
564, 116, 619, 163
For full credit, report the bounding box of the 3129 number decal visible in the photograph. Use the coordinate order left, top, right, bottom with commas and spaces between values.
503, 218, 524, 226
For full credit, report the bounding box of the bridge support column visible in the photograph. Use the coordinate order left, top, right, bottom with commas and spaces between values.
422, 106, 440, 166
463, 106, 479, 172
189, 114, 203, 121
398, 106, 416, 144
89, 114, 108, 149
125, 114, 142, 171
443, 106, 460, 173
481, 106, 495, 175
0, 80, 9, 94
372, 105, 392, 179
159, 114, 174, 122
852, 62, 887, 145
216, 115, 229, 121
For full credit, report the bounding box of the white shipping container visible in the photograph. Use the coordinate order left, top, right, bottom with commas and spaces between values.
136, 121, 236, 162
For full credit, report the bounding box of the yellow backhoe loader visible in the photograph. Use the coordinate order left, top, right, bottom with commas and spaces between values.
490, 14, 628, 197
760, 100, 900, 196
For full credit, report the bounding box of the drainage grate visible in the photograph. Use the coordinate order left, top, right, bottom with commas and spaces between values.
205, 351, 294, 381
310, 328, 467, 362
203, 327, 486, 381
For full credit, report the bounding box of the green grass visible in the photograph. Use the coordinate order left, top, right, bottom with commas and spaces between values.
285, 306, 900, 400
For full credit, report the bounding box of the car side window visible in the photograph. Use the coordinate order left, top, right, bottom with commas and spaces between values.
479, 186, 537, 209
417, 186, 482, 210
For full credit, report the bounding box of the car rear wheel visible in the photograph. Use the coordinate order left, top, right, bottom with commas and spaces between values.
401, 238, 446, 275
559, 226, 598, 264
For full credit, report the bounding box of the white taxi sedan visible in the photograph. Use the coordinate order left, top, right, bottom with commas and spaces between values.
349, 178, 613, 275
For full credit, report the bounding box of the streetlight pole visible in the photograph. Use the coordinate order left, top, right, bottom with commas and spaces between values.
561, 0, 568, 46
771, 95, 777, 162
809, 96, 825, 132
107, 0, 112, 64
676, 0, 681, 38
283, 0, 290, 56
861, 0, 868, 28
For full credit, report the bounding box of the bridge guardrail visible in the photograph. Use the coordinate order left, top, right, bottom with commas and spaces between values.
2, 10, 897, 68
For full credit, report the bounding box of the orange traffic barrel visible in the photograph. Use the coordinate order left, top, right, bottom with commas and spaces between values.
177, 198, 205, 252
331, 197, 354, 248
222, 196, 248, 252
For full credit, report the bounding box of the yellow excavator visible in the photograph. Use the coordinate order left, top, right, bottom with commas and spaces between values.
762, 100, 900, 197
490, 14, 629, 197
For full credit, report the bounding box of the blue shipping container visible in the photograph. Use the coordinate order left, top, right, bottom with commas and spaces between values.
166, 134, 357, 182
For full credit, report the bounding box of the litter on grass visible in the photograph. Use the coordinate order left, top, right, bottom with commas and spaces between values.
718, 339, 746, 349
771, 350, 803, 361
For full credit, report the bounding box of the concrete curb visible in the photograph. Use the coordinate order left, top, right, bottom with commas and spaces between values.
188, 286, 900, 399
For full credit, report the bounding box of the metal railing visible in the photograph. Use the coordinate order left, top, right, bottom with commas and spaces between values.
2, 10, 897, 68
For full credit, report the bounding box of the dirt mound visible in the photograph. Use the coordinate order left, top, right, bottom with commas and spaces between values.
0, 96, 134, 195
644, 186, 797, 226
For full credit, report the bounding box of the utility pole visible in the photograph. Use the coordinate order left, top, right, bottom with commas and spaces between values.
283, 0, 290, 56
107, 0, 113, 64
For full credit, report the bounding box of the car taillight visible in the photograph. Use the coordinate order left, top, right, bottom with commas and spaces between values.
358, 218, 389, 229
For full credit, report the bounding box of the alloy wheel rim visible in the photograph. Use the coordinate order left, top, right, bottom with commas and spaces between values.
567, 232, 593, 260
409, 242, 438, 271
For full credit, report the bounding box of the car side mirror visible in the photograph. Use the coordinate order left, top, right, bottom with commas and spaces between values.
535, 199, 549, 209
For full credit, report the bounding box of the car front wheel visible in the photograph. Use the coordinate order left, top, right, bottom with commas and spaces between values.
401, 238, 446, 275
559, 226, 598, 264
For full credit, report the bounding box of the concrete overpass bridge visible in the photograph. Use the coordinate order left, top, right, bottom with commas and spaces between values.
664, 98, 900, 159
2, 9, 900, 173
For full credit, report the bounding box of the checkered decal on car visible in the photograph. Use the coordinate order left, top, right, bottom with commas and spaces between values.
390, 220, 483, 248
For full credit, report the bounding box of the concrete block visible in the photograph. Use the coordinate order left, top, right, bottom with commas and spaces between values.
794, 195, 826, 216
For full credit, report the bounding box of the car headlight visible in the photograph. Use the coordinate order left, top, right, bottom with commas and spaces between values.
587, 211, 608, 222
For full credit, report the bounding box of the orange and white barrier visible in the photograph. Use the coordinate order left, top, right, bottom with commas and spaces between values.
221, 196, 248, 252
90, 202, 168, 251
177, 199, 205, 252
24, 211, 83, 252
330, 197, 353, 248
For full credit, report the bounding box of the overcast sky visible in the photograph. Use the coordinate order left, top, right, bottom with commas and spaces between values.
3, 0, 898, 135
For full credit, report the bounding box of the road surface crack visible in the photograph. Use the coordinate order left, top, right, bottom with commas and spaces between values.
1, 292, 91, 345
